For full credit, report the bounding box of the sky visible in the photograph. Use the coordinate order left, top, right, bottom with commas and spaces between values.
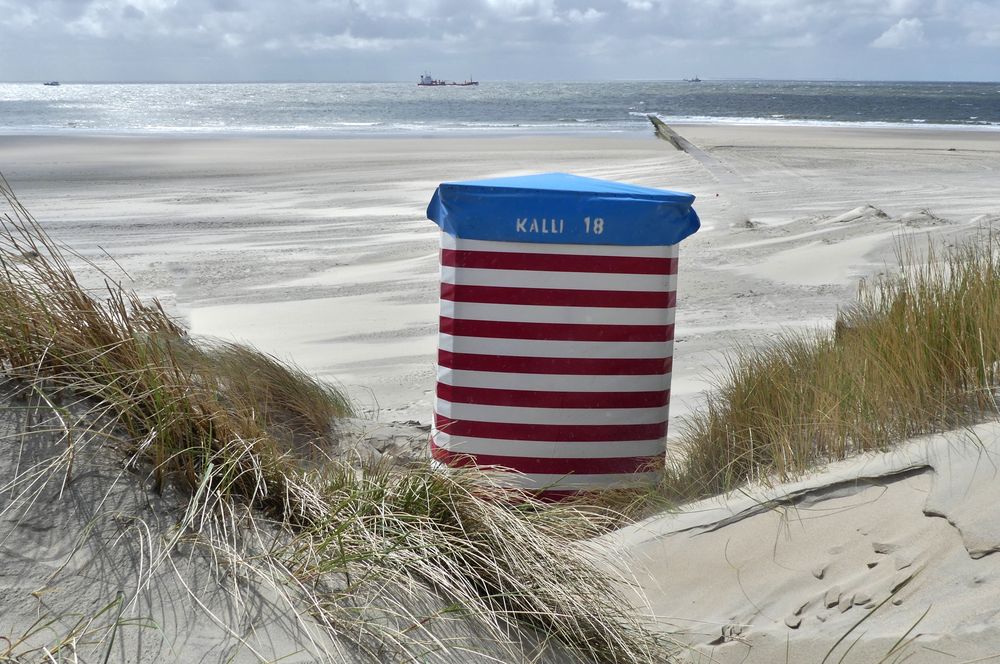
0, 0, 998, 82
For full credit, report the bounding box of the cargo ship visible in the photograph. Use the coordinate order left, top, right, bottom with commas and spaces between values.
418, 73, 478, 87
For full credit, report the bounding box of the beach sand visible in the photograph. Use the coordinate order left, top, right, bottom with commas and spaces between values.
4, 127, 998, 428
3, 125, 1000, 661
0, 133, 708, 422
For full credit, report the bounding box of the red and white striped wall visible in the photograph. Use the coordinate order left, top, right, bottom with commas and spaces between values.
432, 233, 678, 495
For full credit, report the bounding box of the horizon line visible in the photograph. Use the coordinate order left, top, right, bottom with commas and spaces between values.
5, 77, 1000, 85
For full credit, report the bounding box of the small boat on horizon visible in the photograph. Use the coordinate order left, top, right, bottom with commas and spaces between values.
418, 73, 478, 87
684, 76, 702, 83
43, 81, 61, 86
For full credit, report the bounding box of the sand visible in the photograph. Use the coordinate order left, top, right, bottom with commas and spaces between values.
597, 422, 1000, 662
5, 127, 999, 428
1, 133, 717, 423
3, 124, 1000, 661
0, 390, 345, 662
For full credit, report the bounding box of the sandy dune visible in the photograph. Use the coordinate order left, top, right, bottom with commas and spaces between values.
601, 423, 1000, 662
0, 393, 574, 663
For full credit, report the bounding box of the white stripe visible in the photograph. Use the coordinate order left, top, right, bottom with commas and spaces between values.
495, 471, 662, 490
438, 367, 672, 392
430, 460, 662, 490
441, 266, 676, 291
435, 399, 669, 425
432, 429, 665, 458
440, 300, 675, 326
440, 333, 672, 359
442, 233, 679, 258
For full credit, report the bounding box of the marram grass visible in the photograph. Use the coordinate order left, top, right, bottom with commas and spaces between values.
0, 174, 675, 663
665, 233, 1000, 500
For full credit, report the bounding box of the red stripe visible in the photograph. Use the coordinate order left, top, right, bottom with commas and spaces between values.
439, 351, 672, 375
438, 383, 670, 408
441, 317, 673, 342
441, 283, 675, 309
442, 249, 677, 275
431, 443, 663, 475
435, 415, 667, 442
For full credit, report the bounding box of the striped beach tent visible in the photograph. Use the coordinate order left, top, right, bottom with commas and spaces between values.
426, 173, 700, 496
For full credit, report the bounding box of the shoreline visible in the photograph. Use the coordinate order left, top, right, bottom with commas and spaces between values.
2, 117, 1000, 141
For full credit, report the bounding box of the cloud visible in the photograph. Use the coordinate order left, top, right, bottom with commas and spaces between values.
0, 3, 37, 28
564, 7, 604, 23
957, 1, 1000, 46
291, 31, 393, 52
121, 4, 144, 20
871, 17, 927, 48
0, 0, 996, 81
883, 0, 925, 16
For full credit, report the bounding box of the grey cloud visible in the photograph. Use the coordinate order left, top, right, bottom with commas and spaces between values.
210, 0, 244, 11
0, 0, 996, 80
121, 4, 144, 20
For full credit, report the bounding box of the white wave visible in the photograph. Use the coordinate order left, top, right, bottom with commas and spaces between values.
653, 114, 1000, 132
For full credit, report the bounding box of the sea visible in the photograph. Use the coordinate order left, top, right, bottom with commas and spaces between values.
0, 80, 998, 136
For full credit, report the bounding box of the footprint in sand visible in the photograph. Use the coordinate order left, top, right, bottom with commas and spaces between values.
784, 600, 809, 629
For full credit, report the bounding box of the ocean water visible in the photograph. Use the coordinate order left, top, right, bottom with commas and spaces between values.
0, 80, 997, 136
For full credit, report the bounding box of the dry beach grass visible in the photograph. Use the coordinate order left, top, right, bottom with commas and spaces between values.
665, 233, 1000, 500
0, 175, 674, 663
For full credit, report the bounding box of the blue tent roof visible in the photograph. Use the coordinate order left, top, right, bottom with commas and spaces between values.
426, 172, 700, 246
